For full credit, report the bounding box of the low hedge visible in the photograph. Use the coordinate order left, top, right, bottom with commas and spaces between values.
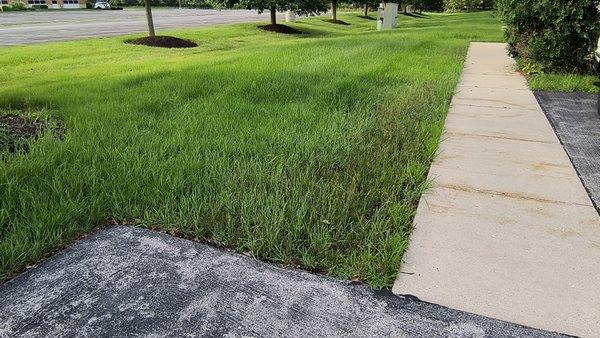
497, 0, 600, 74
5, 0, 27, 10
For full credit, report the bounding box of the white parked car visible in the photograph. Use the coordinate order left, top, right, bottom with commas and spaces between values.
93, 1, 110, 9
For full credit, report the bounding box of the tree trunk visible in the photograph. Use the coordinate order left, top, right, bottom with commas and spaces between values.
331, 0, 337, 20
363, 3, 368, 16
144, 0, 155, 37
270, 7, 276, 25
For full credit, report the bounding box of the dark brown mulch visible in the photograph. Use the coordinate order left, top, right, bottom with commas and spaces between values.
357, 15, 376, 20
257, 24, 303, 35
126, 36, 198, 48
323, 19, 350, 25
0, 114, 65, 154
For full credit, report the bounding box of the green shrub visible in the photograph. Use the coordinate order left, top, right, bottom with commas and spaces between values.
31, 3, 48, 8
443, 0, 481, 12
497, 0, 600, 73
7, 0, 27, 10
404, 0, 444, 12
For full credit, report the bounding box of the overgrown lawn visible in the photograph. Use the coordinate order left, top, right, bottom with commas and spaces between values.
0, 12, 502, 287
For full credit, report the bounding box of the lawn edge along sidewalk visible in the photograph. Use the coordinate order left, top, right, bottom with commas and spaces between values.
392, 42, 600, 337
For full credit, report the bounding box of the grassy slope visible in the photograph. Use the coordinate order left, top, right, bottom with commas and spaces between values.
0, 12, 502, 287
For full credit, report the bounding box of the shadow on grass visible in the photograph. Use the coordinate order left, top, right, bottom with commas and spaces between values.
258, 24, 304, 35
0, 97, 54, 113
401, 12, 430, 18
357, 15, 376, 20
284, 24, 343, 38
322, 19, 350, 25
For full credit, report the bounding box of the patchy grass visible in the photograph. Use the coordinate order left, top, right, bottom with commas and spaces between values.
0, 11, 502, 287
0, 108, 65, 157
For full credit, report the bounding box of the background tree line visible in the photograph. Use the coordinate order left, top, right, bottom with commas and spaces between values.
109, 0, 492, 12
108, 0, 211, 7
444, 0, 493, 12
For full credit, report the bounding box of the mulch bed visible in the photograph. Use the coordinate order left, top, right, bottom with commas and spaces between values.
126, 36, 198, 48
0, 114, 65, 154
257, 24, 303, 35
357, 15, 376, 20
323, 19, 350, 25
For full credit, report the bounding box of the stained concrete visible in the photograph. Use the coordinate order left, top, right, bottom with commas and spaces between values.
535, 91, 600, 212
392, 42, 600, 337
0, 226, 563, 337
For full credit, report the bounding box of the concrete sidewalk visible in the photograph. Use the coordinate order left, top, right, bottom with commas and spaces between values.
392, 43, 600, 336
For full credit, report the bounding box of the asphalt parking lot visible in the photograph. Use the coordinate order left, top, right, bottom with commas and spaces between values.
0, 8, 277, 45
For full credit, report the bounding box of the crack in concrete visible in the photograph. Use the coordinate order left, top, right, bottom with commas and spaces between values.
438, 183, 591, 208
453, 97, 536, 110
450, 102, 539, 111
443, 130, 557, 144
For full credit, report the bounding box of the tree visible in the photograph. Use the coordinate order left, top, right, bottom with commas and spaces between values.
419, 0, 443, 11
444, 0, 478, 11
407, 0, 444, 12
211, 0, 327, 26
144, 0, 156, 37
330, 0, 337, 20
354, 0, 376, 17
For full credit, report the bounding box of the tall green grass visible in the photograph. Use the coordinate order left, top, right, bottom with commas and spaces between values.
528, 73, 598, 93
0, 12, 502, 287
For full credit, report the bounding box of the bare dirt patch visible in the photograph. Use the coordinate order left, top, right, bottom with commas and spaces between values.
126, 36, 198, 48
0, 113, 65, 154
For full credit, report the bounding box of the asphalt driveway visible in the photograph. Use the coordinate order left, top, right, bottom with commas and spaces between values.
0, 8, 279, 45
535, 91, 600, 211
0, 226, 564, 337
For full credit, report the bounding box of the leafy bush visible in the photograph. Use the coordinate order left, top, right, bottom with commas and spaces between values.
7, 0, 27, 10
497, 0, 600, 73
443, 0, 481, 12
403, 0, 444, 12
31, 3, 48, 8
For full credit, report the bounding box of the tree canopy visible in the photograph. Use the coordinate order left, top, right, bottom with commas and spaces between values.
211, 0, 327, 25
405, 0, 444, 12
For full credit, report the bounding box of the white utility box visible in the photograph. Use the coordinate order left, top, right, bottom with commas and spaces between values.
377, 2, 398, 30
285, 11, 296, 22
596, 36, 600, 63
